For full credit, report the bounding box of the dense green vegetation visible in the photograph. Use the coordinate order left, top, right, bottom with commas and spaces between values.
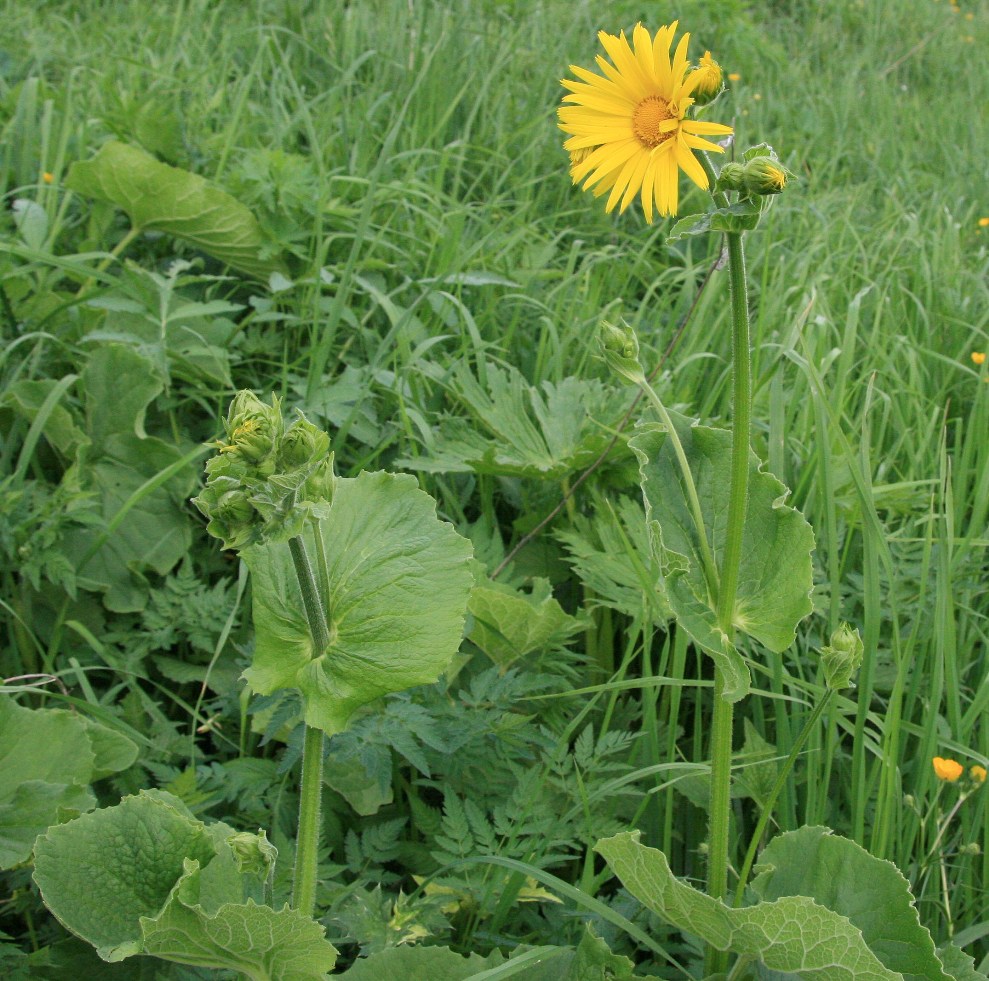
1, 0, 987, 977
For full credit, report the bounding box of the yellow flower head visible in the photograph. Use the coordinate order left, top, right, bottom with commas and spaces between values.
728, 71, 741, 82
971, 765, 987, 785
979, 217, 989, 228
933, 756, 964, 782
42, 172, 54, 184
690, 51, 723, 104
559, 22, 733, 222
972, 352, 987, 365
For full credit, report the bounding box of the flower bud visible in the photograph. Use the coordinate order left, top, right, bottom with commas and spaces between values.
742, 157, 790, 196
227, 830, 277, 879
970, 764, 987, 785
222, 391, 281, 464
278, 414, 331, 472
690, 51, 724, 106
598, 320, 645, 386
717, 162, 745, 192
193, 476, 260, 551
820, 622, 863, 690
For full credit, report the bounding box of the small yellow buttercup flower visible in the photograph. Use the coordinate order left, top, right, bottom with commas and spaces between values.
970, 765, 987, 784
972, 352, 986, 366
42, 172, 54, 184
978, 217, 989, 228
559, 22, 733, 222
728, 71, 741, 82
933, 756, 964, 781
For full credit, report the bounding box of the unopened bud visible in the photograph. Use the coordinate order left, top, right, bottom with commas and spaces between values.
820, 622, 864, 690
278, 414, 331, 472
222, 391, 281, 464
742, 157, 790, 196
690, 52, 724, 106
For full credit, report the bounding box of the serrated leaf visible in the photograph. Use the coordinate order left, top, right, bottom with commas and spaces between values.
141, 862, 337, 980
397, 363, 629, 480
749, 826, 952, 981
335, 945, 504, 980
33, 792, 217, 961
630, 416, 815, 700
936, 943, 989, 981
468, 576, 582, 669
66, 142, 283, 280
243, 470, 473, 736
595, 831, 900, 980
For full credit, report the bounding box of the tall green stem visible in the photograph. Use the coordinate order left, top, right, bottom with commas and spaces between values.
704, 227, 752, 977
288, 534, 330, 916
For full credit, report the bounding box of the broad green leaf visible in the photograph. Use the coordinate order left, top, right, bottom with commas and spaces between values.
243, 470, 473, 736
936, 943, 989, 981
595, 831, 900, 980
12, 198, 48, 250
80, 715, 140, 781
630, 416, 815, 700
667, 200, 764, 241
0, 378, 88, 460
749, 826, 952, 981
335, 945, 504, 980
80, 343, 162, 450
0, 698, 97, 868
33, 792, 217, 961
0, 781, 94, 870
67, 142, 284, 280
0, 698, 96, 798
64, 433, 196, 611
141, 861, 337, 980
397, 363, 630, 480
468, 576, 582, 669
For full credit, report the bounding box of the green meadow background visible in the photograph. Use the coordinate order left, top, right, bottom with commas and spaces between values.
2, 0, 988, 974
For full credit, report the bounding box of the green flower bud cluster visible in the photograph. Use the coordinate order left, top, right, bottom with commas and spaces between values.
716, 152, 795, 198
599, 319, 645, 385
820, 621, 864, 691
193, 391, 335, 550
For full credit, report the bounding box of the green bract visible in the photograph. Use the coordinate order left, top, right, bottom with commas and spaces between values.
193, 391, 336, 550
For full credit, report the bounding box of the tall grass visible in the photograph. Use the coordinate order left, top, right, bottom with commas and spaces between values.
3, 0, 988, 961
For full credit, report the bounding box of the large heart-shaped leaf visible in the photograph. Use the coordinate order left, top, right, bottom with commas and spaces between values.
242, 470, 473, 736
630, 415, 815, 701
67, 141, 283, 280
596, 831, 900, 979
750, 826, 953, 981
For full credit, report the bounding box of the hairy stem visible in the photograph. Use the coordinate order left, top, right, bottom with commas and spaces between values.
288, 534, 329, 916
704, 225, 752, 978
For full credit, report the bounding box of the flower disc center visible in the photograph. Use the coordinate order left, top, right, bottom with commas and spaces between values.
632, 95, 675, 148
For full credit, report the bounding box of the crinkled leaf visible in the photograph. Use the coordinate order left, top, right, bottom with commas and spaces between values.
468, 576, 582, 669
33, 792, 216, 961
501, 926, 636, 980
397, 363, 629, 480
335, 945, 504, 980
80, 343, 162, 450
243, 470, 473, 736
595, 831, 900, 979
67, 142, 284, 280
141, 861, 337, 980
630, 416, 815, 701
750, 826, 952, 981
